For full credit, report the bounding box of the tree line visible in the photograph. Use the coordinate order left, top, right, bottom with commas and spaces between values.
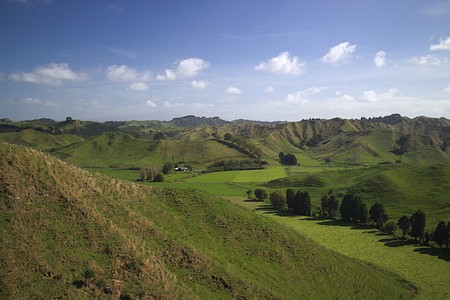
249, 188, 450, 250
205, 159, 268, 173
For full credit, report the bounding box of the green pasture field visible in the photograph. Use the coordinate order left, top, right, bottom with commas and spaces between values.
84, 167, 255, 197
294, 153, 323, 166
87, 161, 450, 229
183, 166, 287, 183
227, 197, 450, 299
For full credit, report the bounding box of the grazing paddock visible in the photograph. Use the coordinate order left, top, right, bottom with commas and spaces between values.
228, 196, 450, 300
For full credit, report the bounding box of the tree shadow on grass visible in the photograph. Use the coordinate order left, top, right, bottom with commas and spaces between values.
312, 219, 371, 230
379, 238, 417, 248
254, 205, 301, 217
309, 219, 352, 227
244, 199, 263, 203
254, 204, 276, 213
413, 247, 450, 262
362, 230, 379, 234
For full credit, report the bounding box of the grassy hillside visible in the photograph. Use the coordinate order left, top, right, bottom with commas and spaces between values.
1, 114, 448, 168
51, 132, 252, 168
0, 129, 84, 151
266, 163, 450, 228
0, 142, 414, 299
228, 198, 450, 299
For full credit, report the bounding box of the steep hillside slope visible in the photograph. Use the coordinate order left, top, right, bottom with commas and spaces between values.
0, 143, 413, 299
266, 163, 450, 228
1, 114, 448, 167
51, 132, 253, 168
0, 129, 84, 151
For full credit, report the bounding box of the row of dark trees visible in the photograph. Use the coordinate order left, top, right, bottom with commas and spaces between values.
320, 192, 432, 244
253, 187, 450, 249
433, 221, 450, 248
206, 159, 267, 173
286, 189, 311, 215
252, 188, 312, 216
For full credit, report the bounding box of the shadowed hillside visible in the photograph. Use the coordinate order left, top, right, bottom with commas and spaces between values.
0, 142, 414, 299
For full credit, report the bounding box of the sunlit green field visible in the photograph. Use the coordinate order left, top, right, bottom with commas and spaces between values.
228, 197, 450, 299
184, 166, 287, 183
87, 162, 450, 228
85, 158, 450, 299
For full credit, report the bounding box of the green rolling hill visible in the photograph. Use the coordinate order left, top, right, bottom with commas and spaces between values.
0, 128, 84, 151
1, 114, 448, 168
49, 131, 253, 168
0, 142, 414, 298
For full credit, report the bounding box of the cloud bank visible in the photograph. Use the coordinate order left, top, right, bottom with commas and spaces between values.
8, 63, 87, 86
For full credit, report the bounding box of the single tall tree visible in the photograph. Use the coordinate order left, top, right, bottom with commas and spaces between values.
254, 188, 269, 201
320, 193, 339, 219
340, 194, 354, 223
328, 194, 339, 219
286, 189, 295, 213
433, 221, 448, 248
397, 215, 411, 239
369, 203, 388, 229
320, 194, 328, 218
270, 191, 287, 210
299, 191, 312, 216
340, 194, 367, 224
356, 201, 368, 224
410, 210, 426, 243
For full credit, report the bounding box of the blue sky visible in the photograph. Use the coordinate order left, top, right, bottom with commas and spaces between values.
1, 0, 450, 121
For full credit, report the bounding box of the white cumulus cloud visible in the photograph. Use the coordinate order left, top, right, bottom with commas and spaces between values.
443, 86, 450, 92
106, 65, 150, 82
128, 99, 158, 110
374, 51, 386, 67
157, 58, 209, 81
410, 54, 448, 65
264, 86, 275, 93
285, 86, 326, 104
8, 63, 87, 86
130, 82, 148, 91
361, 88, 398, 102
225, 86, 243, 94
145, 100, 157, 107
322, 42, 357, 64
191, 80, 209, 89
255, 51, 305, 75
430, 36, 450, 51
22, 97, 42, 104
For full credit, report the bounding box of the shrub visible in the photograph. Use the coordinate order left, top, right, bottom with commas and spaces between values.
254, 188, 269, 201
154, 173, 164, 182
270, 191, 287, 210
383, 221, 397, 235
